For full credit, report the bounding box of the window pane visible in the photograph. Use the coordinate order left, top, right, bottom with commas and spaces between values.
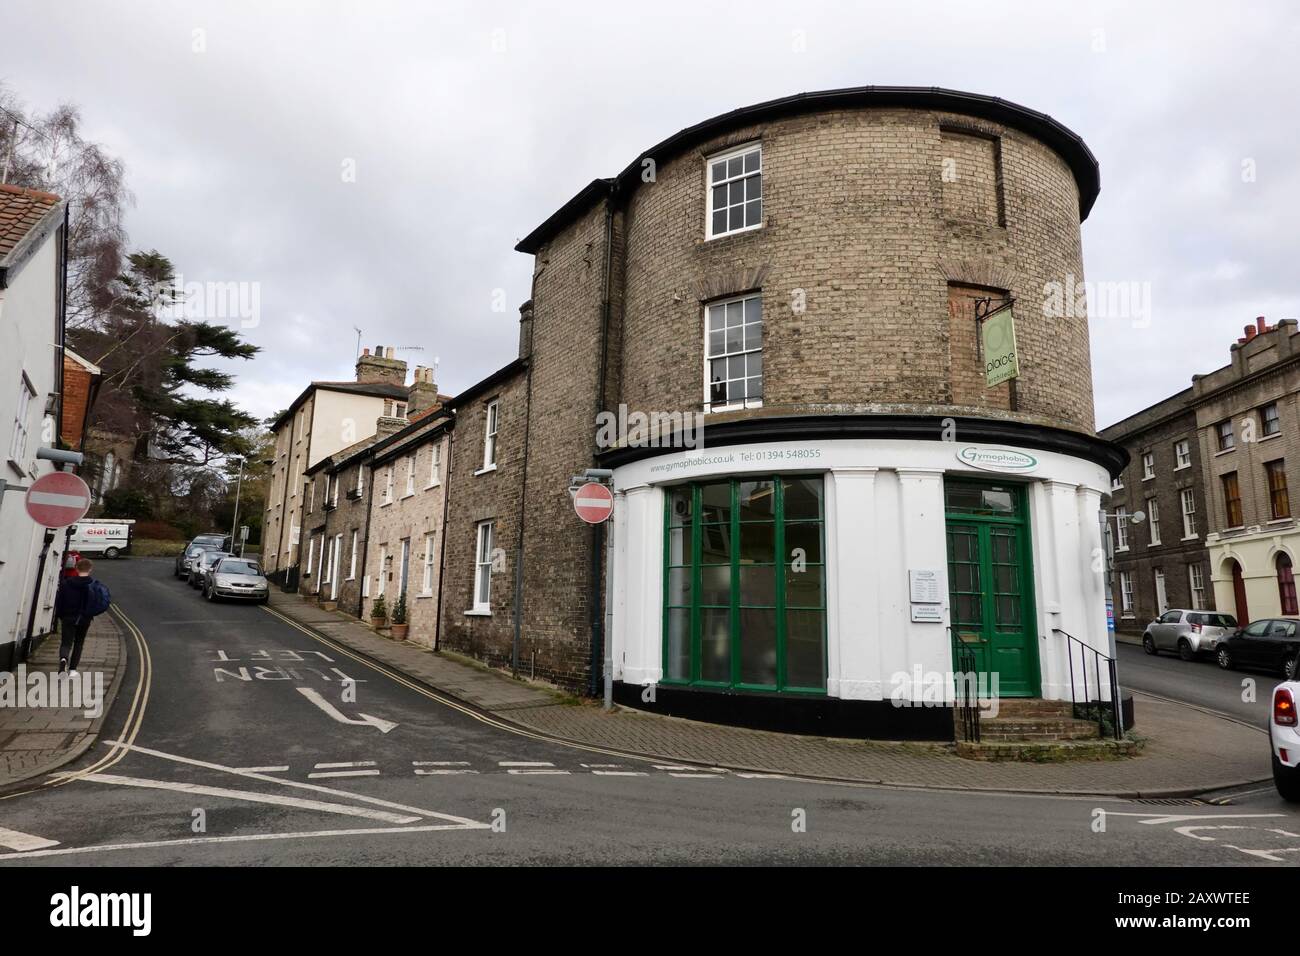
786, 609, 825, 688
711, 161, 725, 183
786, 564, 824, 608
666, 608, 691, 681
727, 156, 743, 178
784, 521, 823, 563
745, 199, 761, 226
701, 523, 730, 562
739, 608, 777, 686
739, 520, 775, 563
743, 322, 763, 350
729, 206, 744, 231
668, 487, 693, 525
728, 354, 746, 379
726, 300, 744, 326
712, 210, 726, 235
743, 150, 759, 173
666, 526, 688, 565
666, 566, 691, 606
729, 181, 745, 207
712, 184, 727, 210
747, 376, 762, 400
739, 565, 776, 606
782, 477, 823, 520
746, 173, 762, 197
738, 480, 776, 520
744, 296, 761, 323
699, 564, 730, 605
709, 379, 726, 405
746, 351, 763, 376
725, 324, 743, 353
708, 328, 725, 356
700, 482, 731, 523
700, 608, 731, 682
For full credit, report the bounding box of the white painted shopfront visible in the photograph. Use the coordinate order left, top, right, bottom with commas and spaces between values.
607, 435, 1114, 735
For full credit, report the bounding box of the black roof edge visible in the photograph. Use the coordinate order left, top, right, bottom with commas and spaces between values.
369, 414, 453, 467
445, 357, 528, 410
515, 86, 1100, 255
1097, 386, 1196, 437
594, 413, 1129, 479
270, 381, 409, 431
310, 411, 452, 475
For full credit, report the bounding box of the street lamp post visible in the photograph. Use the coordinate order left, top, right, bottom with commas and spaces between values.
229, 456, 246, 557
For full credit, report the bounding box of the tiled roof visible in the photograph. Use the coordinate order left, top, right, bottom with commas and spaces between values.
0, 184, 63, 279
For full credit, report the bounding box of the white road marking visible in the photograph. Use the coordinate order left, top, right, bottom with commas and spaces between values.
95, 741, 483, 827
507, 769, 571, 775
297, 687, 397, 734
313, 761, 377, 769
308, 769, 381, 779
80, 772, 416, 823
0, 823, 485, 862
499, 761, 554, 767
591, 770, 648, 777
581, 763, 626, 769
414, 769, 479, 776
734, 772, 790, 780
234, 766, 289, 773
669, 773, 724, 779
412, 761, 470, 767
0, 827, 59, 852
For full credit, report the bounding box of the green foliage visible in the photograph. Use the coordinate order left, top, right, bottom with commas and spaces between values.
391, 593, 408, 625
102, 487, 152, 519
370, 595, 387, 620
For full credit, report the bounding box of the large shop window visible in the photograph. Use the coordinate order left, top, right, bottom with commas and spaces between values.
663, 475, 826, 693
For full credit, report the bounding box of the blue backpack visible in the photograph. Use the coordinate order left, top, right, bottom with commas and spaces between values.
85, 579, 112, 617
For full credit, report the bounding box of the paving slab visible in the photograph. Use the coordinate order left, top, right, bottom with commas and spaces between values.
266, 590, 1272, 797
0, 611, 127, 791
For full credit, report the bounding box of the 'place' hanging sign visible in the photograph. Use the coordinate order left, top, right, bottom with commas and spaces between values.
982, 305, 1019, 387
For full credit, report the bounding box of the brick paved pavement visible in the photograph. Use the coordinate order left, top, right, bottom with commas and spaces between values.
268, 591, 1270, 796
0, 613, 126, 790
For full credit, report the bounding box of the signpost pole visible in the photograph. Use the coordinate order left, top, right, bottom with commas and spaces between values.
20, 529, 56, 663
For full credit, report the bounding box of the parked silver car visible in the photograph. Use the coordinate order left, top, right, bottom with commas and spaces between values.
1142, 608, 1237, 660
188, 549, 231, 588
203, 557, 269, 603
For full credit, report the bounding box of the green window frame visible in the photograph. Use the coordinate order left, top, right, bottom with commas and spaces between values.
662, 474, 827, 693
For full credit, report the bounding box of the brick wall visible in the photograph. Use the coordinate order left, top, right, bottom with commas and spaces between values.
1102, 393, 1213, 625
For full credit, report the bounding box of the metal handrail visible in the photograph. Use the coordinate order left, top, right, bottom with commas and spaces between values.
1052, 628, 1123, 740
950, 628, 980, 743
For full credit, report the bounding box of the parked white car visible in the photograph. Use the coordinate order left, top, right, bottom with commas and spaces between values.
1270, 680, 1300, 802
1142, 609, 1237, 660
67, 519, 135, 558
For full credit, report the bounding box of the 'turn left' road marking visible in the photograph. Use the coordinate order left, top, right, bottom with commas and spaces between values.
296, 687, 398, 734
0, 827, 59, 852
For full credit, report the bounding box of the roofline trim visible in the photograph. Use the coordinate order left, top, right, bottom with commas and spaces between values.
515, 85, 1100, 253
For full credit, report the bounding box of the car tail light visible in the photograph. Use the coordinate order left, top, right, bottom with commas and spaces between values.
1275, 688, 1298, 727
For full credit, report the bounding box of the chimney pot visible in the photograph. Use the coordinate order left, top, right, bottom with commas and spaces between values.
1258, 316, 1268, 333
1244, 325, 1256, 340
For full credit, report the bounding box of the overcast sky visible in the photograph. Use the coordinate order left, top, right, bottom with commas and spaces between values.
4, 0, 1297, 429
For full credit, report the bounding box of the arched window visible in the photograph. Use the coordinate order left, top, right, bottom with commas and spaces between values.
1278, 553, 1298, 616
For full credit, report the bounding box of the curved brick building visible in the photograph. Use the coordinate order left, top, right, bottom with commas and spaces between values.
441, 87, 1125, 738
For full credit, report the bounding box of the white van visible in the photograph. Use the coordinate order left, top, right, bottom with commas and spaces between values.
68, 519, 135, 557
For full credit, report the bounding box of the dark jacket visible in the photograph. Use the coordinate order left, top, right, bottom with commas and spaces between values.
55, 575, 95, 625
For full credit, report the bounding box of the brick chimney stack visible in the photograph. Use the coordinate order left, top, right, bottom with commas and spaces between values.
407, 365, 440, 413
1237, 316, 1274, 345
356, 345, 407, 386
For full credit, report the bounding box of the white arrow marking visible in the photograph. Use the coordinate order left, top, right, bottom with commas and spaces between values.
296, 687, 397, 733
0, 826, 59, 852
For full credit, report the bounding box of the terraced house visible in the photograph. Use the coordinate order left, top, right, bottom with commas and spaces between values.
439, 86, 1127, 739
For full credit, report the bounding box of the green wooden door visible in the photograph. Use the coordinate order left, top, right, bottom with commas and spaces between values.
945, 481, 1039, 697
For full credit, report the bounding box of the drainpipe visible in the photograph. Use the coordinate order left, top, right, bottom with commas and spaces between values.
588, 191, 616, 697
433, 421, 452, 652
512, 339, 536, 676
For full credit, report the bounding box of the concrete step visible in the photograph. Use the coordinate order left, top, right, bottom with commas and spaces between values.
955, 738, 1138, 762
985, 698, 1074, 718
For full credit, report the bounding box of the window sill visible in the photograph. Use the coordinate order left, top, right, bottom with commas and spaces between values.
706, 400, 764, 415
1181, 534, 1199, 541
380, 499, 393, 508
417, 590, 433, 599
402, 491, 415, 500
1267, 517, 1293, 525
1214, 448, 1235, 457
1174, 464, 1190, 472
7, 458, 28, 479
1142, 476, 1155, 482
464, 607, 491, 617
1115, 546, 1130, 553
1259, 432, 1282, 442
474, 465, 497, 477
705, 222, 763, 243
345, 576, 355, 582
423, 482, 441, 490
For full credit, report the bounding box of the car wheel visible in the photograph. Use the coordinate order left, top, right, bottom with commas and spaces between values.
1285, 653, 1299, 681
1143, 634, 1158, 655
104, 547, 120, 558
205, 586, 216, 602
1217, 646, 1234, 670
1178, 639, 1196, 662
1274, 753, 1300, 803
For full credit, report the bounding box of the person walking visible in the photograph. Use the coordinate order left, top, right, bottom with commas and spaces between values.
53, 557, 111, 676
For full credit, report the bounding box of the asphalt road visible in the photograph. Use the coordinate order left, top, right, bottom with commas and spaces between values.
0, 558, 1297, 867
1116, 639, 1280, 727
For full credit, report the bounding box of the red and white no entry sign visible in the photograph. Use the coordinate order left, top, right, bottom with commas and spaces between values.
573, 481, 613, 524
25, 471, 92, 529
